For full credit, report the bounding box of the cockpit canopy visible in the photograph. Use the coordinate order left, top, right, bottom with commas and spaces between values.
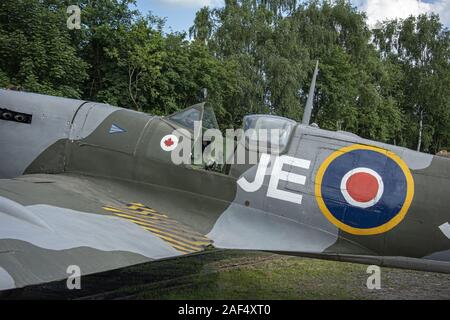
164, 103, 298, 173
243, 115, 297, 154
167, 103, 219, 132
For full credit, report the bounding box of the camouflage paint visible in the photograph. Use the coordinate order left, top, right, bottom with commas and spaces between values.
0, 88, 449, 291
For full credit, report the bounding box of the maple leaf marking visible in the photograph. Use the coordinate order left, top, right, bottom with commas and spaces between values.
164, 138, 174, 147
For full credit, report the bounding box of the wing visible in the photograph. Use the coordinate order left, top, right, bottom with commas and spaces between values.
0, 173, 214, 291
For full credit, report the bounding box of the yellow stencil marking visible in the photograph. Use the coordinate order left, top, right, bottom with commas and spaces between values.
102, 206, 125, 213
102, 203, 213, 254
115, 213, 209, 243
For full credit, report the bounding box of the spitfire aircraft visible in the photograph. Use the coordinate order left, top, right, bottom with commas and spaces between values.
0, 63, 449, 292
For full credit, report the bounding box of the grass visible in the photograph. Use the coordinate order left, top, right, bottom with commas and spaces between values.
134, 254, 372, 300
14, 250, 450, 300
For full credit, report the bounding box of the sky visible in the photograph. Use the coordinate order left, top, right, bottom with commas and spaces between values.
135, 0, 450, 33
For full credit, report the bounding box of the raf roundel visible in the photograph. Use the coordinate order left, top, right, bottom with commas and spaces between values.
160, 134, 178, 152
315, 144, 414, 236
340, 167, 384, 209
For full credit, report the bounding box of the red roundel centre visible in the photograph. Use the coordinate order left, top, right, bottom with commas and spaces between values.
346, 172, 379, 203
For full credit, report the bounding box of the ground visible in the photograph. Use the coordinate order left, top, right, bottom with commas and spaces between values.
8, 249, 450, 300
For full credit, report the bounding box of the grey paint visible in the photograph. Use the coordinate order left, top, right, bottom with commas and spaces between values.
425, 250, 450, 262
69, 102, 120, 140
208, 135, 340, 253
0, 90, 117, 178
208, 203, 339, 252
0, 196, 49, 229
297, 125, 433, 170
0, 201, 180, 259
302, 60, 319, 125
0, 239, 153, 290
0, 89, 82, 178
0, 267, 15, 291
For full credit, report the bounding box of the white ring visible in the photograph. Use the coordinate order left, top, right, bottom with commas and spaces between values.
160, 134, 178, 152
340, 167, 384, 208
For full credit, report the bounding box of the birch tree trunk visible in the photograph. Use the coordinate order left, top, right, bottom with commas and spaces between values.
417, 109, 424, 152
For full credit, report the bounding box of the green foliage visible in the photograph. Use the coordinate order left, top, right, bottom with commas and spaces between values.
373, 14, 450, 152
0, 0, 87, 97
192, 0, 448, 149
0, 0, 448, 152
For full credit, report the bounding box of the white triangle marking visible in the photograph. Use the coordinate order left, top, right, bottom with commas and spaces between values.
439, 222, 450, 239
109, 124, 126, 134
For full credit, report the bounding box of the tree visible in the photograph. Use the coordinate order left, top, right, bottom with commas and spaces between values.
0, 0, 87, 97
190, 0, 405, 143
373, 14, 450, 152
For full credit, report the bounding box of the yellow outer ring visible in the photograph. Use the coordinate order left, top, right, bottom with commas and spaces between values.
315, 144, 415, 236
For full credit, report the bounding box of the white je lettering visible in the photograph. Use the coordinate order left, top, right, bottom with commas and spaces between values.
237, 154, 311, 204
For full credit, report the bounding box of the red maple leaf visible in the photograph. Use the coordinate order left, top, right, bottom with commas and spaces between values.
164, 138, 174, 147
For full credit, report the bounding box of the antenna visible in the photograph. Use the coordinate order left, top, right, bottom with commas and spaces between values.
202, 88, 208, 101
302, 60, 319, 125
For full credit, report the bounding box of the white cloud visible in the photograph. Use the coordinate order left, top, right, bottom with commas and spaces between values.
155, 0, 223, 8
355, 0, 450, 27
431, 0, 450, 26
155, 0, 450, 25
